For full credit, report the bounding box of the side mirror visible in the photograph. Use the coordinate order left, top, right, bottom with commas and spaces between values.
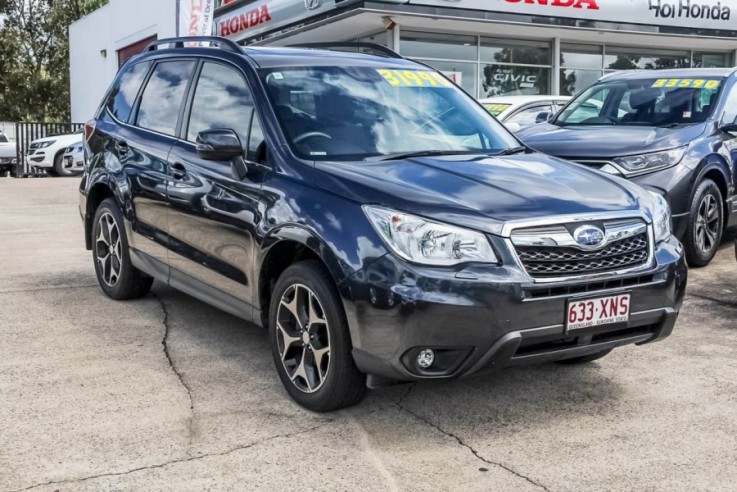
506, 122, 521, 133
535, 111, 552, 124
719, 123, 737, 134
196, 129, 243, 161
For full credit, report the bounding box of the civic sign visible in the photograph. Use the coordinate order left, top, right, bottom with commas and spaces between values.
215, 0, 344, 40
405, 0, 736, 30
179, 0, 216, 37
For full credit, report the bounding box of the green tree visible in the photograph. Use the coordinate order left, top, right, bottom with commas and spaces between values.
0, 0, 108, 122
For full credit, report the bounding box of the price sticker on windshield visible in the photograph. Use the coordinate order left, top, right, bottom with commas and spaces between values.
484, 103, 512, 116
376, 69, 454, 88
652, 78, 721, 89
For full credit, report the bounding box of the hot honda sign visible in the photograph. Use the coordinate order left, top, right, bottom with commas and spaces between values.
407, 0, 735, 30
215, 0, 343, 40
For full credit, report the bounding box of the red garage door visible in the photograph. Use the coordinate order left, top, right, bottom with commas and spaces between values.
118, 35, 158, 68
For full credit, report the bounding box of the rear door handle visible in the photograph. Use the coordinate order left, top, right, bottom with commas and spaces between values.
170, 162, 187, 180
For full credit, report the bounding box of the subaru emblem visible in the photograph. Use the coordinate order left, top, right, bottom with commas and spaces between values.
573, 225, 606, 248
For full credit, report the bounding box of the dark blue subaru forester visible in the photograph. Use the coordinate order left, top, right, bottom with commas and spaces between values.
80, 37, 686, 411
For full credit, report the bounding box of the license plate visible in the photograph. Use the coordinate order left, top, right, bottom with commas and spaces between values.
566, 294, 631, 331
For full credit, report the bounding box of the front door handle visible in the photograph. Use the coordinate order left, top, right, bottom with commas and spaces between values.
170, 162, 187, 180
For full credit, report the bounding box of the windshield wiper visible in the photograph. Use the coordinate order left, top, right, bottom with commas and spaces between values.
490, 146, 527, 156
365, 150, 474, 162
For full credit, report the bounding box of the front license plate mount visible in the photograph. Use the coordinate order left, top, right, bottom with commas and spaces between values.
566, 293, 631, 332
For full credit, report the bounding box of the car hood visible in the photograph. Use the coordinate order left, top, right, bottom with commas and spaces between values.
517, 122, 707, 159
315, 153, 646, 236
31, 134, 82, 146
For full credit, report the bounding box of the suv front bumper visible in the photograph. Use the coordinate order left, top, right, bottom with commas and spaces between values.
343, 235, 686, 384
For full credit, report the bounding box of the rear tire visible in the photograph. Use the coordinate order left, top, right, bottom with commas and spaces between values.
54, 153, 75, 177
685, 179, 723, 267
556, 349, 611, 365
92, 198, 153, 300
269, 260, 367, 412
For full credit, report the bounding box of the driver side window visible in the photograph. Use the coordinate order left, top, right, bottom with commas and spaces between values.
187, 62, 255, 147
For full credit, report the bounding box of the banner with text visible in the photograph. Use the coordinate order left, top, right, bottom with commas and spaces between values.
180, 0, 216, 37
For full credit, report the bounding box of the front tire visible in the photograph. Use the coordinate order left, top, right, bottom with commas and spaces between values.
54, 153, 75, 177
92, 198, 153, 300
685, 179, 723, 267
269, 261, 367, 412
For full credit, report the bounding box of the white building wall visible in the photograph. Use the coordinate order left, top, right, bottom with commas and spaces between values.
70, 0, 177, 123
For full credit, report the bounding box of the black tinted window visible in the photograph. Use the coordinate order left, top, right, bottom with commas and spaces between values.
137, 60, 196, 136
187, 62, 254, 145
0, 133, 7, 143
106, 61, 151, 122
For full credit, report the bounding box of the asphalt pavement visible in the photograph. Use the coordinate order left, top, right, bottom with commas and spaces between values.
1, 177, 736, 491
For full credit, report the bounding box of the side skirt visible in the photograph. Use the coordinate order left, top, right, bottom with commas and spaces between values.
130, 248, 257, 325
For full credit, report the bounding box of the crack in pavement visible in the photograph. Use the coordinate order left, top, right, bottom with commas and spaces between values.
395, 398, 550, 492
152, 292, 196, 454
688, 293, 737, 310
10, 422, 333, 492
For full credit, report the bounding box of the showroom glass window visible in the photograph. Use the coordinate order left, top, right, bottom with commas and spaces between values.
136, 60, 196, 136
560, 43, 732, 96
480, 38, 551, 97
187, 62, 255, 146
400, 31, 478, 96
104, 61, 152, 122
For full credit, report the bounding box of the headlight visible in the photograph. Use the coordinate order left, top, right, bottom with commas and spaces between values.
36, 140, 56, 148
614, 147, 686, 177
363, 206, 498, 266
649, 191, 672, 243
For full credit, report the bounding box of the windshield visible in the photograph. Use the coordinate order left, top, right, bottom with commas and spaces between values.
555, 76, 724, 127
261, 66, 519, 161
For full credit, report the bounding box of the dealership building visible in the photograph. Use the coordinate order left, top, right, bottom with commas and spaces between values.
70, 0, 737, 122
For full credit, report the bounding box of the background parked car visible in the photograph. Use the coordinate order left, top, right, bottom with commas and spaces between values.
62, 142, 85, 175
26, 129, 83, 176
518, 68, 737, 267
480, 95, 571, 132
0, 131, 18, 177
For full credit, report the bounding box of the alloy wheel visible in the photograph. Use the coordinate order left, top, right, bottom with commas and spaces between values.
275, 284, 331, 393
695, 193, 719, 254
95, 212, 122, 287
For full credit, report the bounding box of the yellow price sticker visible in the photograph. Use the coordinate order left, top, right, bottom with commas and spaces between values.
483, 103, 512, 116
376, 69, 453, 88
651, 78, 721, 89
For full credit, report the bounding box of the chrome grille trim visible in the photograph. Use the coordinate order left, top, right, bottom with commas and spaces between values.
502, 211, 655, 284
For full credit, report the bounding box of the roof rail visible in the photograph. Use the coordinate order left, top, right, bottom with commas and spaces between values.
146, 36, 243, 54
288, 42, 403, 59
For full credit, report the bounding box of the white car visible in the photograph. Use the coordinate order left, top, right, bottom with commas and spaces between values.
0, 131, 17, 177
62, 142, 85, 175
480, 95, 571, 133
26, 130, 83, 176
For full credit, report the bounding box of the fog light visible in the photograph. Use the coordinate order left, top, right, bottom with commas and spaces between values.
417, 349, 435, 369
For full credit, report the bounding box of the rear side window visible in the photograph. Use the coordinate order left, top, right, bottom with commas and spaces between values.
187, 62, 254, 145
136, 60, 196, 136
0, 133, 7, 143
105, 61, 151, 122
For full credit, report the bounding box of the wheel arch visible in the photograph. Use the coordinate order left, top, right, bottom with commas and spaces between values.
257, 226, 352, 329
692, 155, 731, 227
84, 181, 117, 250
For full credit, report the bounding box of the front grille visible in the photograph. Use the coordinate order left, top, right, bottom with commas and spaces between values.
512, 219, 650, 280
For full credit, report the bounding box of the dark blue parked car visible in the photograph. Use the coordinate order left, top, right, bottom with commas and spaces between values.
518, 69, 737, 267
79, 37, 686, 411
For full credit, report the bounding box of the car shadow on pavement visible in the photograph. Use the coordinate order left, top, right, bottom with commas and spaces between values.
136, 281, 626, 437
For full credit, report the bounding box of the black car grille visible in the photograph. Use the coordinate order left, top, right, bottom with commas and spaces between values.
514, 232, 650, 279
